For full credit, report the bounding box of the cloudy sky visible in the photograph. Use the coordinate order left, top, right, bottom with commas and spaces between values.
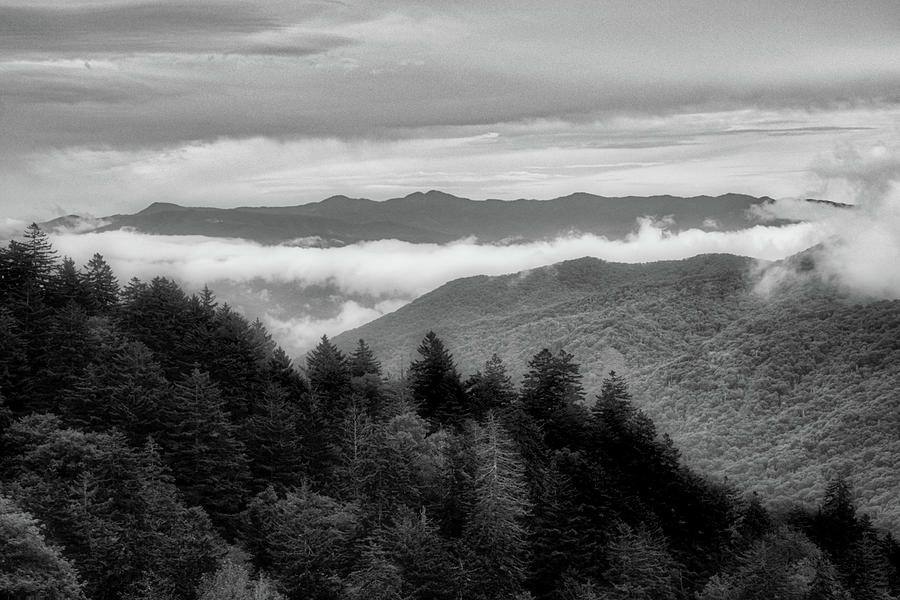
2, 0, 900, 221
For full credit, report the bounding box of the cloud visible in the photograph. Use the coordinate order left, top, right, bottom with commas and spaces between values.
2, 0, 899, 161
48, 222, 822, 300
0, 218, 27, 242
6, 106, 897, 220
0, 3, 277, 53
263, 299, 407, 357
760, 142, 900, 298
43, 220, 826, 354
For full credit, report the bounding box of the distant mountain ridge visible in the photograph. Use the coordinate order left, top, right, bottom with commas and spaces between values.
333, 253, 900, 531
43, 191, 825, 244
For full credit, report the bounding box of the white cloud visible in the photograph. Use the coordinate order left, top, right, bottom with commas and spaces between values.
49, 221, 823, 300
263, 299, 406, 358
46, 220, 828, 354
761, 142, 900, 298
0, 218, 27, 241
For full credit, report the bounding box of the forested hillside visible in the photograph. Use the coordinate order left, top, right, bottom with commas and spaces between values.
335, 254, 900, 531
2, 224, 898, 600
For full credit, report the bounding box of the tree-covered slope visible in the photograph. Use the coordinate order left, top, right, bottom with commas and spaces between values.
335, 254, 900, 530
3, 224, 899, 599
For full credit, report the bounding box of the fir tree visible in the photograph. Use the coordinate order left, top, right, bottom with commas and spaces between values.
253, 486, 361, 600
81, 253, 119, 314
350, 338, 382, 377
158, 369, 250, 531
51, 256, 90, 309
408, 332, 469, 429
244, 384, 306, 491
21, 223, 58, 297
465, 353, 516, 420
63, 337, 170, 443
307, 335, 352, 410
462, 415, 531, 600
519, 348, 586, 449
0, 494, 86, 599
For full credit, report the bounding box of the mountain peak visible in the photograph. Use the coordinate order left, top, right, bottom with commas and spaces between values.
137, 202, 185, 215
400, 190, 469, 203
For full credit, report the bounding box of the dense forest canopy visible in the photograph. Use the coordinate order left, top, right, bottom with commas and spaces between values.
334, 252, 900, 530
1, 224, 899, 599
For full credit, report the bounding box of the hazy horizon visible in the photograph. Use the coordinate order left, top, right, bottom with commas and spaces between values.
2, 1, 899, 222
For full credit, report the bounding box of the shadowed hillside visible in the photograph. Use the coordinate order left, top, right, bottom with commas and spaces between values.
44, 191, 816, 245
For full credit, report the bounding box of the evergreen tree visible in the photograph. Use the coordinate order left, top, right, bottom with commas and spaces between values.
527, 459, 583, 598
81, 253, 120, 314
0, 494, 85, 599
465, 353, 516, 420
344, 542, 409, 600
63, 337, 170, 443
50, 256, 90, 309
250, 486, 361, 600
178, 304, 269, 421
408, 332, 470, 429
21, 223, 59, 300
0, 415, 221, 600
305, 335, 353, 482
0, 307, 29, 408
698, 527, 851, 600
374, 508, 458, 600
307, 335, 352, 411
196, 560, 284, 600
350, 338, 382, 378
462, 415, 531, 600
520, 348, 586, 449
158, 369, 250, 531
244, 384, 306, 491
117, 277, 192, 378
599, 524, 681, 600
28, 302, 96, 413
813, 476, 864, 587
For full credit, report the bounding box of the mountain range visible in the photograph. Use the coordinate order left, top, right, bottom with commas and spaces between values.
43, 191, 817, 245
334, 252, 900, 531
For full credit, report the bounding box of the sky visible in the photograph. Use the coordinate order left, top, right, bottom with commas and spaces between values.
2, 0, 900, 221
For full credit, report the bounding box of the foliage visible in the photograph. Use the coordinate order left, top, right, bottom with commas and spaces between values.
2, 229, 899, 600
0, 493, 85, 599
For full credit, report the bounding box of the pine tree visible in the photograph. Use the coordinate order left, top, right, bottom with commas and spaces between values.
350, 338, 382, 377
600, 524, 681, 600
408, 332, 470, 429
244, 384, 306, 491
0, 494, 86, 599
462, 415, 531, 600
196, 560, 284, 600
814, 476, 863, 583
0, 307, 29, 409
158, 369, 250, 531
81, 253, 119, 314
117, 277, 192, 379
21, 223, 58, 297
344, 542, 410, 600
465, 353, 516, 420
520, 348, 585, 449
307, 335, 352, 410
63, 337, 170, 443
254, 486, 361, 600
28, 302, 97, 413
305, 335, 353, 483
1, 415, 221, 600
698, 527, 851, 600
50, 256, 90, 309
373, 508, 458, 600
